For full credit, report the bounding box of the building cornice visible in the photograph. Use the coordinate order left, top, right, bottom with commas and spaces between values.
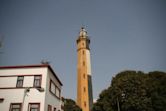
0, 64, 63, 86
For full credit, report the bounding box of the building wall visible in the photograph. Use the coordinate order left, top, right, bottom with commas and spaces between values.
0, 67, 47, 111
44, 68, 62, 111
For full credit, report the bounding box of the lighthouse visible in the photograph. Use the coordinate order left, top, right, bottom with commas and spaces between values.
76, 27, 93, 111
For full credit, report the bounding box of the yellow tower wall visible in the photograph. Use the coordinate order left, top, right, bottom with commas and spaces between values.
76, 28, 93, 111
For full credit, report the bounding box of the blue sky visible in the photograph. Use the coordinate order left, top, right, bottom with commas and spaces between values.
0, 0, 166, 100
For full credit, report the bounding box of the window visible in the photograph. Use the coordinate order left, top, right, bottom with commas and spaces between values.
84, 87, 86, 92
29, 103, 40, 111
83, 74, 86, 79
34, 75, 41, 87
82, 42, 84, 46
50, 82, 56, 94
83, 61, 85, 66
16, 76, 24, 87
50, 80, 61, 99
48, 105, 52, 111
82, 50, 84, 55
84, 101, 86, 107
56, 88, 60, 98
10, 103, 22, 111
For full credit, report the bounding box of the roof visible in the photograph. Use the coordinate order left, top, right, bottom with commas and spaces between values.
0, 64, 63, 86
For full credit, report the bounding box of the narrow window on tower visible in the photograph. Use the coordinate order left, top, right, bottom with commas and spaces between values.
82, 42, 84, 46
84, 87, 86, 92
83, 74, 86, 79
82, 50, 84, 55
83, 61, 85, 66
84, 101, 86, 107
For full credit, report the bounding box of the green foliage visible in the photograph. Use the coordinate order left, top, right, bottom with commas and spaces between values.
147, 71, 166, 110
92, 71, 166, 111
64, 98, 82, 111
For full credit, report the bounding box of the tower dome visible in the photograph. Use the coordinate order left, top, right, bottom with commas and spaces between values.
79, 27, 88, 38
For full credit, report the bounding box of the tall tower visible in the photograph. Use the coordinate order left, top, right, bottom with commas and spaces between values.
76, 27, 93, 111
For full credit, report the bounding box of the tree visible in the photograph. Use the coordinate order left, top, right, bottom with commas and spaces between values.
147, 71, 166, 110
64, 98, 82, 111
92, 71, 166, 111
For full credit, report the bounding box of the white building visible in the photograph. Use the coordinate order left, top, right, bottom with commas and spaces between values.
0, 64, 63, 111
